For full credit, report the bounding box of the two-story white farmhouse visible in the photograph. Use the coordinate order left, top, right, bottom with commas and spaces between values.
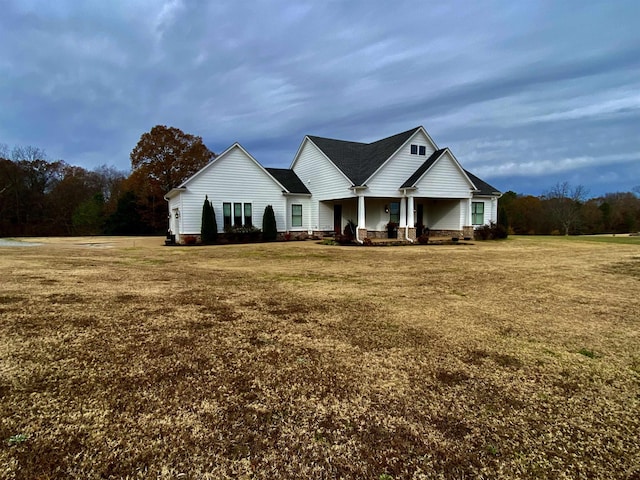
164, 126, 501, 243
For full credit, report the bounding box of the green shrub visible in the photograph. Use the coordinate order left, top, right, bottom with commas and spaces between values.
223, 225, 262, 243
475, 222, 508, 240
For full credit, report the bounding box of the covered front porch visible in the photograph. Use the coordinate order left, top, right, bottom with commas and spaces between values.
322, 194, 474, 242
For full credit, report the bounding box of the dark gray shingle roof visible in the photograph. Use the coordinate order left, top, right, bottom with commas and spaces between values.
308, 127, 421, 185
464, 170, 501, 196
265, 168, 311, 195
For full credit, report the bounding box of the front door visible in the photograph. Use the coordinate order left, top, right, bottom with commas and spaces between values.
333, 204, 342, 234
416, 204, 424, 236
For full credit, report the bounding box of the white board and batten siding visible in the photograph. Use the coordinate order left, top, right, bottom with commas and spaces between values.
178, 145, 286, 234
414, 151, 474, 199
366, 130, 435, 197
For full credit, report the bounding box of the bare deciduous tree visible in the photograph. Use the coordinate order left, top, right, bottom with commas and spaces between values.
544, 181, 588, 235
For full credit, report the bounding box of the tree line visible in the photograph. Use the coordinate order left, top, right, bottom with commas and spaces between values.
499, 182, 640, 235
0, 126, 214, 237
2, 125, 639, 237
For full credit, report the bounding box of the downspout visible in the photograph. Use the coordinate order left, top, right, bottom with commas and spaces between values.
404, 225, 413, 243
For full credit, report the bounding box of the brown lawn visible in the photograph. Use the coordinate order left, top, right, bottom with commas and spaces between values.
1, 236, 639, 479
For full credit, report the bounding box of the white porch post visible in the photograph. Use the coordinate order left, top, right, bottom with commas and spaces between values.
407, 195, 415, 227
467, 197, 473, 226
399, 196, 407, 228
356, 193, 366, 244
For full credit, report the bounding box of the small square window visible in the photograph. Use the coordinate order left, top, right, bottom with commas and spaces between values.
419, 145, 426, 156
410, 144, 418, 155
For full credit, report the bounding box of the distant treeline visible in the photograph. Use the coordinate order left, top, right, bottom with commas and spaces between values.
2, 132, 639, 237
500, 184, 640, 235
1, 126, 214, 237
0, 147, 178, 237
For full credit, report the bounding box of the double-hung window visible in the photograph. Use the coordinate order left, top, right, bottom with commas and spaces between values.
389, 201, 400, 224
472, 202, 484, 225
233, 203, 242, 227
223, 202, 252, 228
244, 204, 252, 227
291, 204, 302, 227
223, 203, 232, 229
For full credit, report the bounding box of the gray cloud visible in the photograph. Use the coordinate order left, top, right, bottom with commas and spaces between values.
0, 0, 638, 196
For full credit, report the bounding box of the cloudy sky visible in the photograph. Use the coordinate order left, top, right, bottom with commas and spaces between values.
1, 0, 638, 196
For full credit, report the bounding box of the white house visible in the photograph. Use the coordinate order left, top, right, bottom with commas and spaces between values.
164, 126, 501, 244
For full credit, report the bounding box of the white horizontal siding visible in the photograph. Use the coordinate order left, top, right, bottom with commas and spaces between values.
414, 151, 473, 198
426, 200, 461, 230
176, 146, 286, 234
285, 196, 311, 232
472, 197, 498, 226
318, 202, 333, 231
292, 139, 353, 201
366, 130, 435, 196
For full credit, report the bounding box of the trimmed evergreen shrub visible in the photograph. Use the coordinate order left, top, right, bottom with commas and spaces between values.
262, 205, 277, 241
498, 206, 509, 231
201, 195, 217, 244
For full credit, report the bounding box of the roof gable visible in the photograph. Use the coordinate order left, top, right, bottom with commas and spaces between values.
401, 148, 477, 196
306, 127, 430, 186
173, 142, 288, 193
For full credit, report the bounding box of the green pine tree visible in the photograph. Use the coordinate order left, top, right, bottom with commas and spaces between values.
262, 205, 277, 241
201, 195, 217, 244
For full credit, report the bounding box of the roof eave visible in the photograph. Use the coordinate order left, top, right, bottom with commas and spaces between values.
283, 192, 312, 197
164, 187, 186, 200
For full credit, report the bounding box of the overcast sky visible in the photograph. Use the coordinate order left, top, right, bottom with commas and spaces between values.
1, 1, 638, 196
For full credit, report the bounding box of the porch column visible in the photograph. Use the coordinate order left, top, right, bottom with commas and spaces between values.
407, 195, 415, 227
357, 195, 365, 227
399, 197, 407, 228
467, 197, 473, 226
357, 194, 366, 243
406, 193, 417, 242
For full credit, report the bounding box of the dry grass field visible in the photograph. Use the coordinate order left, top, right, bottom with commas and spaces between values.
1, 236, 639, 479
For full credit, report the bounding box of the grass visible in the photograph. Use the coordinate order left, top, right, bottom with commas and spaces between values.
516, 234, 640, 245
1, 236, 639, 478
